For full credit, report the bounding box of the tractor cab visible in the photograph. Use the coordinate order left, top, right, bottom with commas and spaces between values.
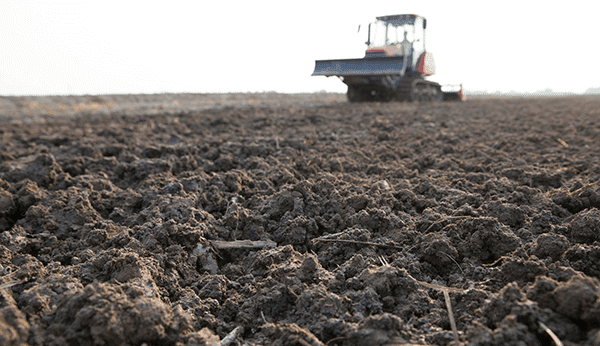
364, 14, 432, 75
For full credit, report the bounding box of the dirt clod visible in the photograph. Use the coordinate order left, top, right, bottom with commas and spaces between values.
1, 94, 600, 345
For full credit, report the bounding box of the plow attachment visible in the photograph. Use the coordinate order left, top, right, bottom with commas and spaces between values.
441, 84, 466, 101
312, 56, 406, 77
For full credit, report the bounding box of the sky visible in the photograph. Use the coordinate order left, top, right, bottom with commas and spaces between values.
0, 0, 598, 96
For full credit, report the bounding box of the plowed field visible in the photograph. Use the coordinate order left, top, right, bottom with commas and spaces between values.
1, 93, 600, 345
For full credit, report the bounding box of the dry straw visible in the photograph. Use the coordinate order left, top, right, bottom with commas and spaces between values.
443, 288, 460, 346
539, 322, 563, 346
0, 279, 26, 290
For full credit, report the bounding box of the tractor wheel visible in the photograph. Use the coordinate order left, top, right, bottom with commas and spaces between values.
348, 85, 394, 103
410, 82, 443, 102
431, 85, 443, 102
376, 89, 393, 102
366, 88, 393, 102
347, 85, 363, 103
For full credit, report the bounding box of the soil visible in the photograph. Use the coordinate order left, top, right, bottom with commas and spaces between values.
1, 93, 600, 345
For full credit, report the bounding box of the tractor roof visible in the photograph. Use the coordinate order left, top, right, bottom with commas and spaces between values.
375, 14, 424, 27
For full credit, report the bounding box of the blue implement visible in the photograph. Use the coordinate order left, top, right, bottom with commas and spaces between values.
311, 56, 406, 77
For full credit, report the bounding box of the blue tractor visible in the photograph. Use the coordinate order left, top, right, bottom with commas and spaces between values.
312, 14, 464, 102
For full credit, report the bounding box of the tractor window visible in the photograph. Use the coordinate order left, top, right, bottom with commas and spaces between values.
369, 20, 414, 47
370, 21, 389, 47
402, 26, 414, 43
412, 17, 425, 64
391, 26, 402, 45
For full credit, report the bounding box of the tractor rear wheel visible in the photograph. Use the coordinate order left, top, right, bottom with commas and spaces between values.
410, 81, 443, 102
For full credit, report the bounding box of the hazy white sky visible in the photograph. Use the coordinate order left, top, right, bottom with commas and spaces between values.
0, 0, 598, 95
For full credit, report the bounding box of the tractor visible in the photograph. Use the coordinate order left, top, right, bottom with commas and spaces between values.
312, 14, 465, 102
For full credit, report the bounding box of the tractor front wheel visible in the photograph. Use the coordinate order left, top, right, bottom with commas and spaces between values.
348, 85, 393, 103
347, 85, 364, 103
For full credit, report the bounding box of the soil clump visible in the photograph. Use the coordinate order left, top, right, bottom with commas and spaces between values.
1, 94, 600, 345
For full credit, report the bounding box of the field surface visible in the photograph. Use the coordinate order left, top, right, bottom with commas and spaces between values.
1, 93, 600, 345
